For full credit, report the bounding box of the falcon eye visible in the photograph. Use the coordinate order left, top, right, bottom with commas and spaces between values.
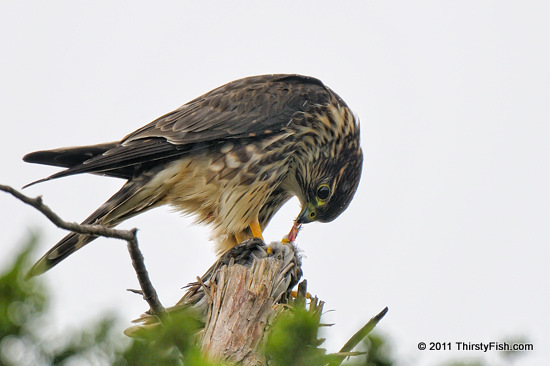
316, 184, 331, 201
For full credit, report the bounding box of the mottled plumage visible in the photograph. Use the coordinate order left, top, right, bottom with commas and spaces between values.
24, 74, 363, 277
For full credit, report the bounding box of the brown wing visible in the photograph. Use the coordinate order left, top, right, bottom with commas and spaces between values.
122, 74, 331, 144
24, 74, 334, 186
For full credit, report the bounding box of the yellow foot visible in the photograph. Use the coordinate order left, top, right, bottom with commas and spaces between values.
249, 217, 263, 240
235, 217, 264, 244
290, 290, 312, 299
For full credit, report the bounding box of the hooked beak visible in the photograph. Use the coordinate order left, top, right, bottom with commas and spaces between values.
296, 204, 316, 224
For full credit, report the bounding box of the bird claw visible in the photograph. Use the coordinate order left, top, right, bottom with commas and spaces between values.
290, 290, 311, 299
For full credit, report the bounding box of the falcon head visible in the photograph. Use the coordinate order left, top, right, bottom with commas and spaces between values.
295, 147, 363, 224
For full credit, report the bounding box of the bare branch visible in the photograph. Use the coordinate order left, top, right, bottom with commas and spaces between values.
1, 183, 166, 317
125, 229, 166, 316
0, 184, 134, 241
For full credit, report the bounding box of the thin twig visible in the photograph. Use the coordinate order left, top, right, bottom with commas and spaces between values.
126, 228, 166, 316
0, 184, 134, 241
0, 183, 166, 317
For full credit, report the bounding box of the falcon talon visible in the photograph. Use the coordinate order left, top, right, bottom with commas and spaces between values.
290, 290, 312, 300
23, 74, 362, 277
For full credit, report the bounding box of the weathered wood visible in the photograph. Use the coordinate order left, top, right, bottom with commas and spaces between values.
126, 238, 302, 364
200, 248, 294, 364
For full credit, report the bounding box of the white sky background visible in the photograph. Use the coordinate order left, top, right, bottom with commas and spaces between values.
1, 1, 549, 365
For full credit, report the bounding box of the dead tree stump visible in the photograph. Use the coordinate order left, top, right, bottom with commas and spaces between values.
126, 238, 303, 365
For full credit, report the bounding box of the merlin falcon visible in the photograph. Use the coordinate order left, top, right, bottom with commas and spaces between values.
24, 74, 363, 277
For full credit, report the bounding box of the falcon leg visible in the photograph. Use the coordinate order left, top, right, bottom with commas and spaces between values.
249, 217, 273, 254
234, 217, 264, 244
249, 217, 264, 240
235, 232, 246, 244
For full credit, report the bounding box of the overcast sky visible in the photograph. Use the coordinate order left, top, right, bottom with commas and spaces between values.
1, 1, 549, 365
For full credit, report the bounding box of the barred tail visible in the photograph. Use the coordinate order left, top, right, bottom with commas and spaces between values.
26, 232, 99, 278
26, 169, 166, 278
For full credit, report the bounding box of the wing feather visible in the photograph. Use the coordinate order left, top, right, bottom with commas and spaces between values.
24, 74, 333, 186
121, 74, 331, 144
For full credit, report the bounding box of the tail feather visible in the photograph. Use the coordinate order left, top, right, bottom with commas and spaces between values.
26, 232, 97, 278
26, 168, 166, 278
22, 142, 136, 188
23, 142, 119, 168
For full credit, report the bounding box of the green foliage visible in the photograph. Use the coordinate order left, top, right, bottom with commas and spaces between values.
343, 333, 394, 366
361, 333, 394, 366
0, 232, 129, 365
264, 302, 328, 366
0, 232, 47, 337
120, 310, 214, 366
